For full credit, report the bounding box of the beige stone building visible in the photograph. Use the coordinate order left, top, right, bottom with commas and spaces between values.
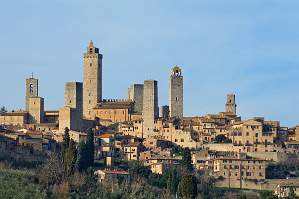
120, 119, 143, 138
295, 125, 299, 142
229, 118, 278, 152
93, 99, 133, 123
0, 112, 28, 126
152, 119, 199, 149
192, 150, 214, 171
43, 111, 59, 123
213, 153, 266, 181
69, 130, 86, 143
123, 143, 140, 161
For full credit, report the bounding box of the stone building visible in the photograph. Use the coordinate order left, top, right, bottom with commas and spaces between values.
153, 119, 199, 149
25, 75, 38, 111
226, 94, 237, 115
295, 125, 299, 142
0, 112, 28, 126
64, 82, 83, 112
128, 84, 144, 114
59, 82, 83, 132
229, 118, 278, 153
83, 41, 103, 119
142, 80, 158, 138
123, 143, 141, 161
93, 99, 134, 123
169, 66, 183, 119
43, 111, 59, 123
213, 153, 266, 181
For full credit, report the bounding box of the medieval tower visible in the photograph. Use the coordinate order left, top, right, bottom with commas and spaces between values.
128, 84, 144, 114
169, 66, 183, 119
25, 75, 38, 111
59, 82, 83, 132
142, 80, 158, 138
83, 41, 103, 119
225, 94, 237, 115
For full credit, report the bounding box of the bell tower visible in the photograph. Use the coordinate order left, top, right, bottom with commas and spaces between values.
83, 41, 103, 119
25, 73, 38, 111
225, 94, 237, 115
169, 66, 183, 119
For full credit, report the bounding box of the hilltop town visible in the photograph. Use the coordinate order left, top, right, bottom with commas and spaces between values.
0, 41, 299, 198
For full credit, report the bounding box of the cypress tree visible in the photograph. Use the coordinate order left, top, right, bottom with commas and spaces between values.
85, 128, 95, 167
63, 127, 70, 149
76, 140, 88, 171
178, 175, 197, 199
64, 139, 77, 176
182, 148, 193, 173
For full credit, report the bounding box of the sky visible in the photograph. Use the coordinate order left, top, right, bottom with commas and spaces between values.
0, 0, 298, 127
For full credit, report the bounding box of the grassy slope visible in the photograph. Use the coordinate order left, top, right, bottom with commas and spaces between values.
0, 169, 46, 199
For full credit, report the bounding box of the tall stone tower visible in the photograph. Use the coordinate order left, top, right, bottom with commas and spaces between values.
28, 97, 44, 124
59, 82, 83, 133
142, 80, 158, 138
225, 94, 237, 115
128, 84, 144, 113
169, 66, 183, 119
83, 41, 103, 119
25, 75, 38, 111
65, 82, 83, 111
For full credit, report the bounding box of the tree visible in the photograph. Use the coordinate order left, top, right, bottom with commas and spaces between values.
43, 152, 64, 186
196, 171, 216, 199
63, 127, 70, 150
85, 128, 95, 167
288, 187, 296, 199
76, 141, 88, 172
214, 134, 231, 143
63, 139, 77, 177
0, 106, 7, 114
178, 175, 197, 199
167, 168, 180, 195
182, 148, 193, 173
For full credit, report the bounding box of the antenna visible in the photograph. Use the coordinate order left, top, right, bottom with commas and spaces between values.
31, 72, 34, 78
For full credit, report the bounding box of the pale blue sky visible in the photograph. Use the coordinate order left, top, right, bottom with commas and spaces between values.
0, 0, 298, 127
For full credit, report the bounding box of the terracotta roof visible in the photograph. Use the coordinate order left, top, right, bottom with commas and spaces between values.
104, 170, 129, 175
97, 133, 114, 138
